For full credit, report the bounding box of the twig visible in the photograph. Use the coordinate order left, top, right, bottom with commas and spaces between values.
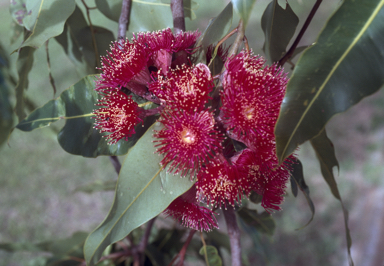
109, 156, 121, 174
278, 0, 323, 67
167, 230, 196, 266
118, 0, 132, 40
199, 232, 209, 265
223, 206, 241, 266
138, 218, 156, 265
80, 0, 101, 69
171, 0, 186, 35
45, 40, 57, 97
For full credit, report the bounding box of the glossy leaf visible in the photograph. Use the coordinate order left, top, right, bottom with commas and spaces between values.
75, 180, 117, 194
310, 129, 353, 265
261, 0, 299, 63
17, 0, 76, 50
199, 2, 233, 50
290, 158, 315, 229
84, 123, 195, 266
231, 0, 257, 28
15, 75, 157, 157
199, 245, 223, 266
55, 5, 115, 77
14, 45, 35, 122
275, 0, 384, 163
237, 208, 275, 236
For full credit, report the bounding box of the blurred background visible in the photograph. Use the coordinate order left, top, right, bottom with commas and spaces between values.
1, 0, 383, 265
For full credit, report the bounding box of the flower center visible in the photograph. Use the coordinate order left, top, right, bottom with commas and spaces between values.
181, 128, 196, 144
244, 107, 255, 120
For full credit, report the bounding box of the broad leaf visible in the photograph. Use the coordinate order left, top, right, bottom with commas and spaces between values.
310, 129, 353, 265
261, 0, 299, 63
231, 0, 257, 29
84, 123, 194, 266
17, 0, 76, 50
9, 0, 28, 26
199, 245, 223, 266
290, 158, 315, 228
14, 45, 35, 122
237, 208, 275, 236
275, 0, 384, 163
15, 75, 157, 157
55, 5, 115, 77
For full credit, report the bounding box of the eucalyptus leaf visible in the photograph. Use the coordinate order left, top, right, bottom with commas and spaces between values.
17, 0, 76, 50
15, 75, 157, 157
9, 0, 28, 26
237, 208, 275, 236
14, 45, 35, 122
199, 245, 223, 266
199, 2, 233, 50
55, 5, 115, 76
261, 0, 299, 63
231, 0, 257, 29
84, 123, 195, 266
310, 129, 353, 265
290, 158, 315, 229
275, 0, 384, 163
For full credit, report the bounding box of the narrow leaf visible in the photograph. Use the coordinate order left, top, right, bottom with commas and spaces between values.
237, 208, 275, 236
261, 0, 299, 63
275, 0, 384, 163
310, 129, 353, 265
15, 75, 157, 157
0, 56, 14, 147
199, 2, 233, 50
84, 123, 194, 266
231, 0, 257, 28
18, 0, 76, 50
199, 245, 223, 266
14, 45, 35, 122
290, 158, 315, 229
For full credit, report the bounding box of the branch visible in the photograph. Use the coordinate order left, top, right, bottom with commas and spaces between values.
171, 0, 185, 34
118, 0, 132, 40
223, 206, 241, 266
167, 229, 196, 266
278, 0, 323, 67
45, 41, 57, 97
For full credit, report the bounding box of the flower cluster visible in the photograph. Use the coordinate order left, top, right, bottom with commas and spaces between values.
93, 28, 296, 232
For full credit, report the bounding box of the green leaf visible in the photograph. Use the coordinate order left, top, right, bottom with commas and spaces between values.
15, 75, 157, 157
0, 54, 14, 147
55, 5, 115, 76
199, 245, 223, 266
14, 45, 35, 122
275, 0, 384, 163
9, 0, 28, 26
261, 0, 299, 63
290, 158, 315, 229
75, 180, 117, 194
17, 0, 76, 50
199, 2, 233, 50
84, 123, 194, 266
231, 0, 257, 28
237, 208, 275, 236
310, 129, 353, 265
96, 0, 176, 32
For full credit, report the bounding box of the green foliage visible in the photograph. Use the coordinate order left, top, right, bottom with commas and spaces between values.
237, 208, 276, 236
261, 0, 299, 63
275, 0, 384, 163
84, 123, 194, 266
199, 245, 223, 266
231, 0, 257, 29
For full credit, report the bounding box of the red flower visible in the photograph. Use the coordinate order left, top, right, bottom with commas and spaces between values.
196, 155, 243, 208
220, 50, 288, 140
135, 28, 200, 74
93, 90, 142, 144
232, 147, 295, 213
153, 109, 223, 178
149, 63, 213, 112
164, 186, 218, 231
96, 39, 150, 93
